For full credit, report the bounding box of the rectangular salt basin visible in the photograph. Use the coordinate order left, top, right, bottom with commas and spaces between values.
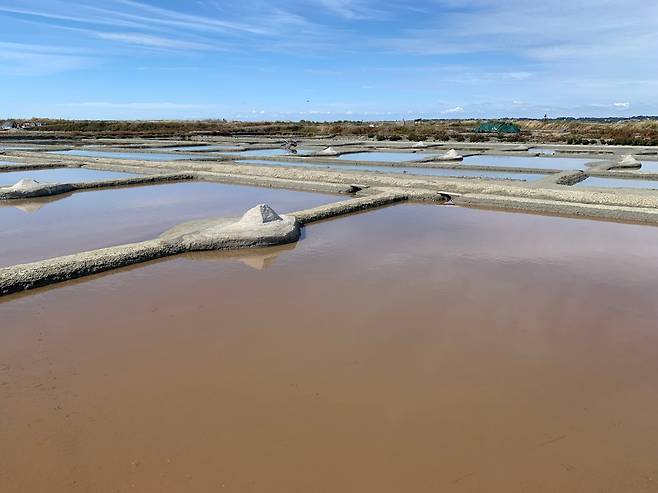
228, 148, 313, 157
336, 151, 437, 162
462, 154, 600, 170
155, 144, 241, 152
0, 167, 141, 185
575, 176, 658, 190
634, 161, 658, 173
241, 160, 545, 181
0, 182, 337, 267
50, 149, 204, 161
5, 206, 658, 493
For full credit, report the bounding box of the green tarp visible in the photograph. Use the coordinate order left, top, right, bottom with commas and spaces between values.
475, 122, 521, 133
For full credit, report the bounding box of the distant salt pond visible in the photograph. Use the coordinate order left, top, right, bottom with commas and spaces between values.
155, 144, 241, 152
0, 168, 141, 186
336, 152, 438, 162
636, 161, 658, 173
229, 148, 314, 157
0, 182, 337, 267
50, 150, 203, 161
241, 160, 545, 181
575, 176, 658, 190
462, 154, 601, 170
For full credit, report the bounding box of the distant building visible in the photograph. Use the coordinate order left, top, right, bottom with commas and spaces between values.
474, 121, 521, 134
1, 120, 17, 130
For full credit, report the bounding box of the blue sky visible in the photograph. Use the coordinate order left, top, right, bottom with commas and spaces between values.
0, 0, 657, 120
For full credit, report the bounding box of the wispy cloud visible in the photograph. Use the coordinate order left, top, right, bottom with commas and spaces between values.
95, 32, 215, 50
0, 41, 91, 76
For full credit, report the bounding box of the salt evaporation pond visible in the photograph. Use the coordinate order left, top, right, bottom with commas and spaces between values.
462, 154, 600, 170
633, 160, 658, 173
0, 167, 141, 186
242, 159, 545, 181
0, 182, 336, 267
155, 144, 241, 152
229, 148, 313, 157
50, 149, 204, 161
575, 176, 658, 190
336, 151, 437, 162
4, 205, 658, 493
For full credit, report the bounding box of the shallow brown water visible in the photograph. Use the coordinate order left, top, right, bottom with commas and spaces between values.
0, 182, 336, 267
3, 205, 658, 492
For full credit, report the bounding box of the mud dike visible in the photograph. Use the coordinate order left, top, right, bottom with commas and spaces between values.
2, 137, 658, 295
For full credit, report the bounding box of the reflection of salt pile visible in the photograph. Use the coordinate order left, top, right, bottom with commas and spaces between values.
239, 252, 281, 270
14, 201, 46, 213
619, 155, 641, 167
413, 141, 427, 148
317, 147, 339, 156
436, 149, 463, 161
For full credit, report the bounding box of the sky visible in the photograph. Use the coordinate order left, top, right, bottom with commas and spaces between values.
0, 0, 657, 121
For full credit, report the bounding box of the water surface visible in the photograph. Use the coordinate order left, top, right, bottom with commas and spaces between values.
154, 144, 241, 152
228, 148, 312, 157
636, 161, 658, 173
0, 168, 140, 186
242, 159, 545, 180
463, 154, 600, 170
575, 176, 658, 189
337, 151, 437, 162
50, 150, 205, 161
4, 205, 658, 492
0, 182, 336, 267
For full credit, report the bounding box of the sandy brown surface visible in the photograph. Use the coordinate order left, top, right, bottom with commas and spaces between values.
3, 205, 658, 492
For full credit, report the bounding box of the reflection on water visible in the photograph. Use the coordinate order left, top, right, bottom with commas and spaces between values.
241, 159, 545, 180
155, 144, 241, 152
50, 149, 205, 161
576, 176, 658, 189
463, 154, 600, 170
4, 205, 658, 492
0, 182, 336, 267
183, 242, 299, 270
1, 193, 74, 213
0, 167, 140, 185
228, 148, 312, 157
337, 151, 437, 162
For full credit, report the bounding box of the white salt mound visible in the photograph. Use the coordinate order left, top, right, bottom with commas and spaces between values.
413, 141, 427, 148
439, 149, 463, 160
318, 147, 339, 156
9, 178, 42, 192
238, 204, 282, 225
620, 155, 641, 166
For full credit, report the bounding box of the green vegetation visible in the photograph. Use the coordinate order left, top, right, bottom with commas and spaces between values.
1, 117, 657, 146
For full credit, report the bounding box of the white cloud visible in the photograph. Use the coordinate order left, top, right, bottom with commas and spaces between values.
613, 102, 630, 109
442, 106, 464, 114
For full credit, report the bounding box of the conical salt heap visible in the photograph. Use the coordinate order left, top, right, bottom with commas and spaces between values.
619, 155, 641, 167
437, 148, 463, 161
318, 147, 339, 156
9, 178, 42, 192
413, 141, 427, 148
237, 204, 283, 226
